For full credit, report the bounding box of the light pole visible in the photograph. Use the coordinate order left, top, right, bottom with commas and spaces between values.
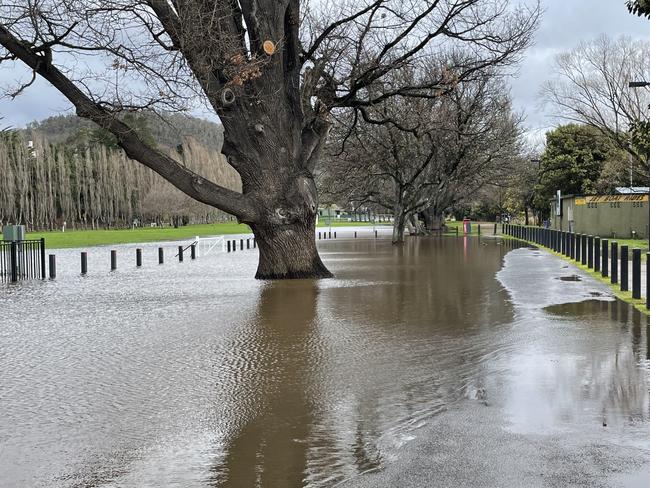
628, 81, 650, 249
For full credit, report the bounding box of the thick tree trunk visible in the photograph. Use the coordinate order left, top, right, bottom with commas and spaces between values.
392, 207, 407, 244
245, 173, 332, 279
251, 220, 331, 279
424, 208, 445, 231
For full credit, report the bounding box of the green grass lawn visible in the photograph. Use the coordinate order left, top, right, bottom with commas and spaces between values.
27, 221, 386, 249
607, 238, 649, 254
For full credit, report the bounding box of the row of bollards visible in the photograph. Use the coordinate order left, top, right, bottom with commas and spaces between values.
316, 229, 379, 240
227, 237, 256, 252
46, 242, 199, 279
503, 224, 650, 309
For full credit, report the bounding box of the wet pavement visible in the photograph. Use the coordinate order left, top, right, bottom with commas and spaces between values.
1, 237, 650, 487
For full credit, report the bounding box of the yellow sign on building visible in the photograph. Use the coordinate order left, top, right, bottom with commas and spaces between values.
575, 195, 648, 205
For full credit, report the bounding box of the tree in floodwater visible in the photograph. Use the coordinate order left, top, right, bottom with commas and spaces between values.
322, 70, 522, 243
0, 0, 539, 278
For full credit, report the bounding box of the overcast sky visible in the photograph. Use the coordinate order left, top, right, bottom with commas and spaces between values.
1, 1, 650, 137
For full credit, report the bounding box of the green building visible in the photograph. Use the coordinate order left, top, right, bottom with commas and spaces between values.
550, 193, 648, 238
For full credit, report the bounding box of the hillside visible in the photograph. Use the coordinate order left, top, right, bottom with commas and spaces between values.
25, 112, 224, 152
1, 113, 240, 231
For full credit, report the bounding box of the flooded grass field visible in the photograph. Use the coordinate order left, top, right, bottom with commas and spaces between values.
2, 237, 650, 487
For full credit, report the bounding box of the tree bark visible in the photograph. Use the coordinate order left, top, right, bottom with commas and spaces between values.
392, 207, 407, 244
424, 208, 445, 231
252, 220, 331, 279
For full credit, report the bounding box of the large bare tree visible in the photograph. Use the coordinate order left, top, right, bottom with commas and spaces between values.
323, 69, 522, 242
0, 0, 539, 278
541, 36, 650, 177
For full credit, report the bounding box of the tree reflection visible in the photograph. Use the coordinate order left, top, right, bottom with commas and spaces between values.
214, 280, 319, 487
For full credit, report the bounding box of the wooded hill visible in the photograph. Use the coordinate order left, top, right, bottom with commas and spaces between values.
0, 114, 240, 231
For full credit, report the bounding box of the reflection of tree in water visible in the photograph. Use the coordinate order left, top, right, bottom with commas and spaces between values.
212, 281, 319, 487
211, 239, 528, 486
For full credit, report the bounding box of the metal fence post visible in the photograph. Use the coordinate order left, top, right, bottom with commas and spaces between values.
10, 241, 17, 282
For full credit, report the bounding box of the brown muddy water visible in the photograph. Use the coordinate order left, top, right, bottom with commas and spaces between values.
2, 237, 650, 487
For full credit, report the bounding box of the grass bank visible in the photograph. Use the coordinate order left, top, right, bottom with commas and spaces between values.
27, 221, 388, 249
502, 233, 650, 316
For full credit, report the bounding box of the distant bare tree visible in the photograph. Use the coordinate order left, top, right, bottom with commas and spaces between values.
323, 68, 522, 242
0, 0, 539, 277
541, 36, 650, 176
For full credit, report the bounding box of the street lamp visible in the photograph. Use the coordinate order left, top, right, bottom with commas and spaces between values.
627, 80, 650, 249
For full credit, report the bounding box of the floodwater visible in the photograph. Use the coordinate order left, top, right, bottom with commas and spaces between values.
2, 237, 650, 487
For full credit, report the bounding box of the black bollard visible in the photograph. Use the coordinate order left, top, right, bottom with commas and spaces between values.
227, 240, 231, 252
354, 231, 357, 238
647, 253, 650, 309
49, 254, 56, 279
247, 239, 250, 249
587, 236, 593, 268
334, 231, 337, 239
610, 242, 618, 284
581, 234, 587, 266
375, 229, 378, 239
318, 232, 321, 240
178, 245, 184, 262
329, 231, 332, 239
633, 248, 641, 299
136, 248, 143, 267
494, 223, 497, 235
159, 247, 164, 264
478, 224, 481, 236
111, 250, 117, 271
575, 233, 581, 262
240, 239, 244, 250
191, 244, 196, 260
601, 239, 609, 277
40, 238, 46, 280
620, 245, 629, 291
253, 238, 256, 249
594, 237, 601, 272
232, 240, 236, 252
81, 252, 88, 275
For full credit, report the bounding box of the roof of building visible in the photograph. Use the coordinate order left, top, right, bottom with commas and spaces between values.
615, 187, 650, 194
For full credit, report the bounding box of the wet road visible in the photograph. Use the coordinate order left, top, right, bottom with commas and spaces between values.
1, 237, 650, 487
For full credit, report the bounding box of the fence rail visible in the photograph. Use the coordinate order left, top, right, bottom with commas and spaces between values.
0, 239, 46, 282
